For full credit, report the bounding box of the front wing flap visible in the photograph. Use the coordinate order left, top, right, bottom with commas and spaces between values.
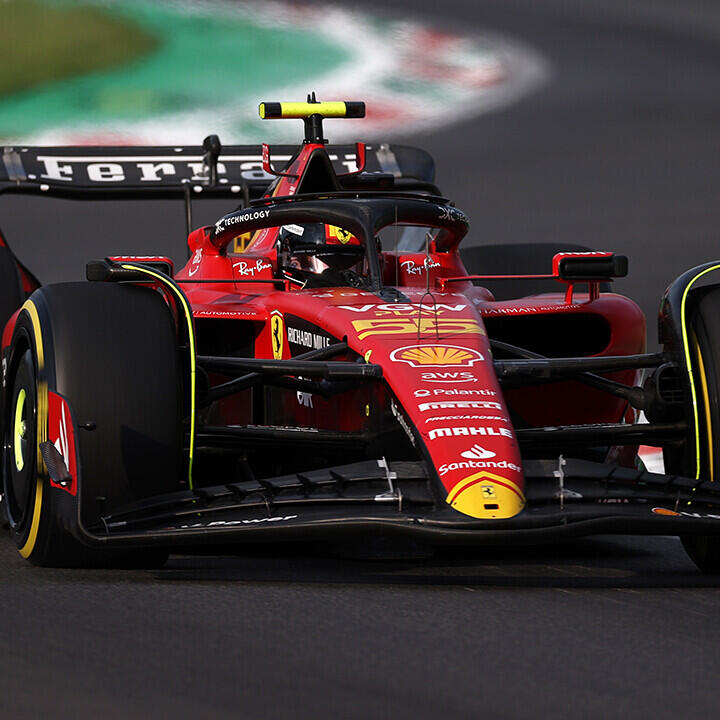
64, 458, 720, 549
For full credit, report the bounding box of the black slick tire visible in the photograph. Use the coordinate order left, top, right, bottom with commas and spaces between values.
679, 286, 720, 571
3, 282, 182, 567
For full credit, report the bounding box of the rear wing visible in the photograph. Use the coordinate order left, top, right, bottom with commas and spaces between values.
0, 143, 435, 201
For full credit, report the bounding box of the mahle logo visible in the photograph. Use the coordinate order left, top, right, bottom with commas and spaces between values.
428, 425, 511, 439
389, 344, 484, 367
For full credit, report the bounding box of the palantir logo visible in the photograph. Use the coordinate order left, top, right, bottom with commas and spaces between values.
460, 445, 496, 460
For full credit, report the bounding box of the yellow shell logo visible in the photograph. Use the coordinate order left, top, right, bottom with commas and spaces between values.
390, 344, 484, 368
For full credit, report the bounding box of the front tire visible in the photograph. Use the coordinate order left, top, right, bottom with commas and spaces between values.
678, 286, 720, 571
3, 282, 182, 567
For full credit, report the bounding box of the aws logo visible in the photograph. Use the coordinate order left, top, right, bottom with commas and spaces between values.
421, 371, 475, 383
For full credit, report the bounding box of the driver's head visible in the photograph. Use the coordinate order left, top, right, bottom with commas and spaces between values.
280, 223, 362, 272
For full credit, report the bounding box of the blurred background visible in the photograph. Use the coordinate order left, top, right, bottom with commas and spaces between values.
2, 1, 720, 717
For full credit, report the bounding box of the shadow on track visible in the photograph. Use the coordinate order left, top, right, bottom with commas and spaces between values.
153, 536, 720, 589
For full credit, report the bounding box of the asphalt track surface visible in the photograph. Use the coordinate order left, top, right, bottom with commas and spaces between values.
2, 1, 720, 717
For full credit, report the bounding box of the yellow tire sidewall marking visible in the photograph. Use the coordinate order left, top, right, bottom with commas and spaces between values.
19, 480, 43, 559
680, 264, 720, 478
692, 331, 714, 481
18, 299, 46, 560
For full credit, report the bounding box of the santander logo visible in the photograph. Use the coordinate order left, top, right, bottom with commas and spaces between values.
460, 445, 496, 460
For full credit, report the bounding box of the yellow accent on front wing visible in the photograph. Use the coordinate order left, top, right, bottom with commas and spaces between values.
446, 471, 525, 519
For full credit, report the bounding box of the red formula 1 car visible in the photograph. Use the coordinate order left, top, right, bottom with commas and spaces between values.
2, 99, 720, 569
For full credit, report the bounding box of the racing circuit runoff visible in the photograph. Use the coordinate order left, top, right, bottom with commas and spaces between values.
0, 0, 547, 146
2, 96, 720, 574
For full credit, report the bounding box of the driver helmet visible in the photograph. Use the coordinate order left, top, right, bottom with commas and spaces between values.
280, 223, 362, 272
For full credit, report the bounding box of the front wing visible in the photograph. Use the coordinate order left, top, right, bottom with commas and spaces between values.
55, 457, 720, 549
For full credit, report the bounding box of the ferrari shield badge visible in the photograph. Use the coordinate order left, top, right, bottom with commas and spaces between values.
271, 311, 285, 359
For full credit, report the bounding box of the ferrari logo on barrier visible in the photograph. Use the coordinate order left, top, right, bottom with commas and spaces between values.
352, 318, 483, 341
270, 311, 285, 359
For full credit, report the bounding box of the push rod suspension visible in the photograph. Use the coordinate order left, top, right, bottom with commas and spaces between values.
490, 339, 651, 409
516, 421, 686, 448
205, 342, 351, 402
197, 355, 381, 379
494, 352, 666, 380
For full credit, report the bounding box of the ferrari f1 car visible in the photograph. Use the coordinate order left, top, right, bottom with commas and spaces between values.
3, 98, 720, 570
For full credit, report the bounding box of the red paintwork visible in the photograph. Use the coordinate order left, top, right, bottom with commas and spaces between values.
0, 135, 648, 508
18, 266, 39, 296
47, 391, 78, 495
482, 293, 645, 428
2, 308, 20, 350
171, 140, 645, 500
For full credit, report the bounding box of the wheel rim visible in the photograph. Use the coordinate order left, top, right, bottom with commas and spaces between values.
5, 351, 37, 530
13, 388, 27, 472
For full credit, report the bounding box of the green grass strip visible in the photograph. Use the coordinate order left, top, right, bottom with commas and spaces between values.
0, 0, 158, 97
